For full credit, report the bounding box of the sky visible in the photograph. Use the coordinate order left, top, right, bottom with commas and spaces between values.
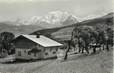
0, 0, 113, 21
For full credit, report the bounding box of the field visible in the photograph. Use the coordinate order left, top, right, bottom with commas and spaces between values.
0, 49, 113, 73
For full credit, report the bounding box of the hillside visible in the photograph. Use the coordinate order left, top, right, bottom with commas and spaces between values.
0, 12, 112, 38
0, 22, 43, 35
0, 11, 78, 35
76, 12, 113, 26
0, 50, 112, 73
31, 12, 114, 42
35, 50, 113, 73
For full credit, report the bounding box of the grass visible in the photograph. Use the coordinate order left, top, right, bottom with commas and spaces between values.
0, 49, 113, 73
0, 59, 54, 73
33, 50, 113, 73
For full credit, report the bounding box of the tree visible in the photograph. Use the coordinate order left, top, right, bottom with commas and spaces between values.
72, 25, 100, 54
104, 28, 113, 51
64, 41, 71, 60
0, 32, 15, 55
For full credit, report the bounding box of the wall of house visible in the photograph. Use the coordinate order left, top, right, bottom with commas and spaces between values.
15, 46, 61, 60
15, 49, 31, 60
43, 47, 59, 59
15, 48, 43, 60
14, 37, 44, 60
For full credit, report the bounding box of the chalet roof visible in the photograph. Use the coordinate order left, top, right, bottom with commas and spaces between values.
15, 34, 63, 47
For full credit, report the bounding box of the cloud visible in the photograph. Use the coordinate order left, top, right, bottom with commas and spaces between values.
0, 0, 113, 22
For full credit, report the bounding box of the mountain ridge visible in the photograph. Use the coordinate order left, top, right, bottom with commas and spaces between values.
13, 11, 78, 28
0, 11, 78, 35
31, 12, 113, 42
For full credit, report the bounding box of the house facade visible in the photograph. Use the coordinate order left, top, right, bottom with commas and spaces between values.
13, 35, 63, 60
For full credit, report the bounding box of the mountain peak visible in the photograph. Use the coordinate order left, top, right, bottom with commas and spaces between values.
14, 11, 78, 28
42, 11, 78, 25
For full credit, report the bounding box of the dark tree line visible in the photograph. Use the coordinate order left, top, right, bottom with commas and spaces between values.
0, 32, 15, 57
64, 19, 113, 60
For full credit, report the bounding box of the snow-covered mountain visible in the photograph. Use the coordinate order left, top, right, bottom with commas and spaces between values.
15, 11, 78, 28
0, 12, 113, 35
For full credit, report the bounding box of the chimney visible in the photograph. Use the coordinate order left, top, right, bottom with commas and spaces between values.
36, 35, 40, 38
36, 33, 41, 38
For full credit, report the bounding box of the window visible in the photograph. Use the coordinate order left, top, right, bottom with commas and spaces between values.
18, 51, 21, 56
45, 52, 48, 55
53, 51, 56, 54
56, 49, 58, 51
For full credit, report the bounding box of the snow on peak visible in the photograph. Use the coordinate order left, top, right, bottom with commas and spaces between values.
15, 11, 78, 27
44, 11, 69, 24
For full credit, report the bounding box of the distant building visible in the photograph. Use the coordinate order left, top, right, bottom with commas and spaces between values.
13, 35, 63, 60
